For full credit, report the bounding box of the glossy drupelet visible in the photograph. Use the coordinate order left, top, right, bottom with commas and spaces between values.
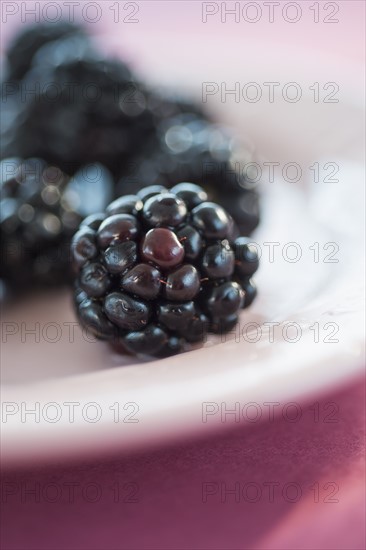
72, 183, 259, 357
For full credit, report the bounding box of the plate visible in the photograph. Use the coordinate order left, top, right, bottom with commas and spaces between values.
1, 34, 364, 467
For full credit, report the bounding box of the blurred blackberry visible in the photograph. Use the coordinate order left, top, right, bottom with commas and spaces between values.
4, 22, 89, 82
0, 158, 113, 294
117, 113, 260, 234
72, 183, 259, 357
2, 34, 156, 176
2, 22, 260, 240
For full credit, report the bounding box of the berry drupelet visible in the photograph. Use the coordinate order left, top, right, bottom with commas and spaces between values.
0, 158, 113, 296
72, 183, 259, 357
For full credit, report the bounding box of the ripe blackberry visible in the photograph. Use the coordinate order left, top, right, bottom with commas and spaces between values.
0, 158, 113, 294
2, 23, 260, 239
117, 113, 260, 234
72, 183, 259, 357
2, 33, 156, 176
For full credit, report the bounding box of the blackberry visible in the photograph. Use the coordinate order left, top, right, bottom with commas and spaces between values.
3, 22, 260, 236
2, 24, 260, 238
116, 113, 260, 234
2, 33, 156, 176
72, 183, 259, 357
0, 158, 113, 294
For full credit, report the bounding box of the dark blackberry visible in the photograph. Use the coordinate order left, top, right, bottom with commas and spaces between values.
116, 113, 260, 234
2, 23, 260, 241
0, 158, 113, 294
2, 33, 156, 176
72, 183, 259, 357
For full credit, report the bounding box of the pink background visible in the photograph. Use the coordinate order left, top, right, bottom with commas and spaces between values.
1, 376, 365, 549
